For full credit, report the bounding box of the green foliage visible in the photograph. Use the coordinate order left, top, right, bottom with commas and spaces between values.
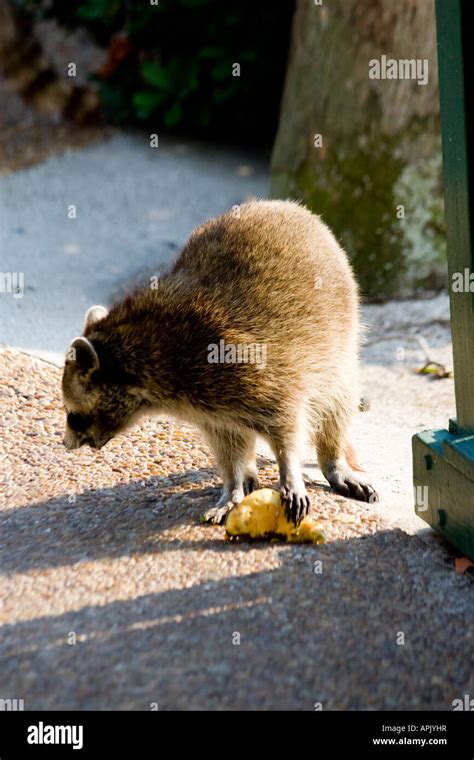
20, 0, 294, 143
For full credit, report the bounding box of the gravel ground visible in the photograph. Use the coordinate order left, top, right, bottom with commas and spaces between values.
0, 346, 472, 710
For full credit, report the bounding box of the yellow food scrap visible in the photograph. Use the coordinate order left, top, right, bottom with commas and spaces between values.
333, 513, 359, 524
225, 488, 325, 544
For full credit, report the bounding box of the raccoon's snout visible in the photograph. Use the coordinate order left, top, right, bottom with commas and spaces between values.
88, 436, 112, 450
63, 433, 112, 450
62, 433, 82, 450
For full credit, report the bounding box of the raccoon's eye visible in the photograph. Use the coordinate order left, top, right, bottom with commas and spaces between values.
67, 412, 92, 433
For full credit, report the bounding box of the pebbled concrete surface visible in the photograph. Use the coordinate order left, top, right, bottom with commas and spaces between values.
0, 347, 472, 711
0, 137, 471, 711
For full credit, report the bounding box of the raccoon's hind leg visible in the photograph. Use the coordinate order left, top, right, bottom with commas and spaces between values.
313, 397, 378, 503
201, 424, 258, 524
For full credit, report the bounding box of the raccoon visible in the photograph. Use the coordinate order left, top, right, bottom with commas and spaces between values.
62, 200, 378, 524
0, 0, 100, 124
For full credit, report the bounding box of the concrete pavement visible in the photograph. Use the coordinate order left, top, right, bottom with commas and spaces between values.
0, 135, 471, 711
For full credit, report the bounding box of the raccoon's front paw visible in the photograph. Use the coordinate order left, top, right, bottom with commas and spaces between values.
202, 488, 245, 525
243, 470, 259, 495
327, 468, 379, 503
202, 505, 230, 525
280, 485, 311, 526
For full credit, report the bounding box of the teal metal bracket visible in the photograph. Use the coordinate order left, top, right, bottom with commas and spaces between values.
413, 429, 474, 558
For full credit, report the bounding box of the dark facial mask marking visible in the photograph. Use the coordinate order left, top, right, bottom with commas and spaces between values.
67, 412, 92, 433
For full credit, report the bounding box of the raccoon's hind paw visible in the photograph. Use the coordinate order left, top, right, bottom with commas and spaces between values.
327, 468, 378, 503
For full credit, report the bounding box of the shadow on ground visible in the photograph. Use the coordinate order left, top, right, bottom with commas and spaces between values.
0, 472, 472, 710
0, 468, 224, 574
0, 461, 335, 575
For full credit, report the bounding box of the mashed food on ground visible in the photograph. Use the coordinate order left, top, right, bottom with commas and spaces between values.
225, 488, 325, 544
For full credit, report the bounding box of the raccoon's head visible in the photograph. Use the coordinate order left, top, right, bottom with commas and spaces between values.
62, 305, 149, 451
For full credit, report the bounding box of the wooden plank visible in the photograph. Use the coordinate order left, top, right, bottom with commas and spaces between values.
413, 1, 474, 559
436, 0, 474, 430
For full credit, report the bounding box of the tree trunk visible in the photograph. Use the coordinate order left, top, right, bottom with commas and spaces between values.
271, 0, 445, 298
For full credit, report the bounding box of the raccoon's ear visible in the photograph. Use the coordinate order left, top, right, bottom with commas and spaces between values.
84, 304, 108, 332
66, 337, 99, 374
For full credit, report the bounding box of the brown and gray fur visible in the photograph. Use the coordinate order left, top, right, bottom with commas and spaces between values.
62, 200, 378, 524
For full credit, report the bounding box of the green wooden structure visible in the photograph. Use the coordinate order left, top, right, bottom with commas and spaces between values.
412, 0, 474, 558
